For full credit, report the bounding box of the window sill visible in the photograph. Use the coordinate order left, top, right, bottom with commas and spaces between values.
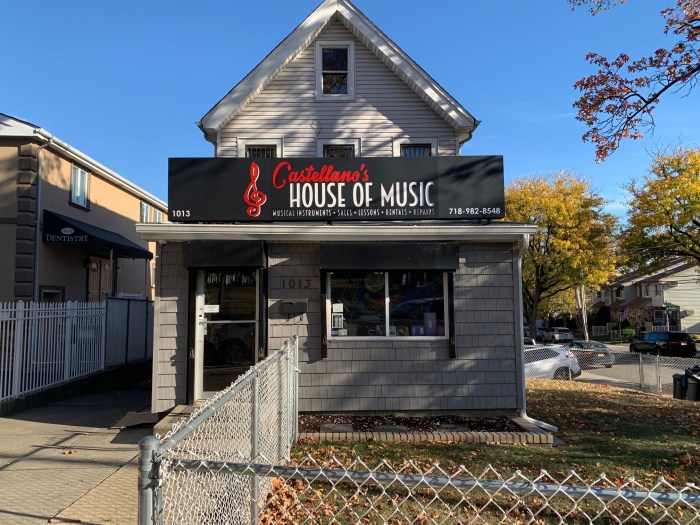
315, 93, 355, 102
68, 201, 90, 212
328, 336, 448, 342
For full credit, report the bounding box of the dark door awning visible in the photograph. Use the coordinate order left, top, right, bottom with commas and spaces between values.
43, 210, 153, 260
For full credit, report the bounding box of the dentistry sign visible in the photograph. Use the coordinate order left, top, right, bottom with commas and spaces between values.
168, 156, 505, 222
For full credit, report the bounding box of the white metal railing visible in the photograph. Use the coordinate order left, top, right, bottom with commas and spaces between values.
592, 325, 608, 336
652, 324, 680, 332
0, 298, 154, 404
0, 301, 105, 402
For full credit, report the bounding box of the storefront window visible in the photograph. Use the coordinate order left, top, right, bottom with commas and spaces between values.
329, 270, 447, 338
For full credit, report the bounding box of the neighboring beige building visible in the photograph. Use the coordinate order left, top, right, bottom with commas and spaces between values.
0, 113, 167, 302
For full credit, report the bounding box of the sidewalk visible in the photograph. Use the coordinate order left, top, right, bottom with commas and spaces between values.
0, 389, 155, 525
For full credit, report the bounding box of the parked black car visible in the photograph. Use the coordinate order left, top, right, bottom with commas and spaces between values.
629, 331, 697, 358
561, 340, 614, 369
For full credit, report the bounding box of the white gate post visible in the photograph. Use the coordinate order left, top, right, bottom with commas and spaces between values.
64, 302, 75, 381
12, 301, 25, 397
100, 300, 106, 370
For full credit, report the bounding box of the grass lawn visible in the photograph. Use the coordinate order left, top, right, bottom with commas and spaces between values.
291, 380, 700, 485
260, 381, 700, 524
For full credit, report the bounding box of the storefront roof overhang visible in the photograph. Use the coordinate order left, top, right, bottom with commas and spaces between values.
136, 222, 537, 244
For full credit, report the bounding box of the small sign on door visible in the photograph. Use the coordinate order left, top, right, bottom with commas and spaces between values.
203, 304, 220, 313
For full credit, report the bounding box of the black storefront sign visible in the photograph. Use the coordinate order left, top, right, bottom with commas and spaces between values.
168, 156, 505, 222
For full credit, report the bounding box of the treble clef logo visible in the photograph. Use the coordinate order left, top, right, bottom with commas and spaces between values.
244, 162, 267, 217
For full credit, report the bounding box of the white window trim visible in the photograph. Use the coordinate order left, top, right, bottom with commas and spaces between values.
71, 165, 89, 208
317, 138, 361, 157
236, 138, 284, 158
140, 202, 152, 223
392, 137, 438, 157
324, 272, 449, 341
315, 40, 355, 101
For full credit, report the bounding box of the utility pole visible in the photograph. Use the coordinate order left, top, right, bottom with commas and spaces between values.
576, 285, 589, 341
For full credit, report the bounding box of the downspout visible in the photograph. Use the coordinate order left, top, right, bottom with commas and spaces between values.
515, 232, 558, 433
33, 137, 53, 301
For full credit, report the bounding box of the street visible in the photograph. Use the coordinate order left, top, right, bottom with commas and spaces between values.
576, 344, 700, 395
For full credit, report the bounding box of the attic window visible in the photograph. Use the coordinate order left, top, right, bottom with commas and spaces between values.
401, 144, 432, 157
317, 138, 360, 157
237, 138, 283, 158
316, 41, 354, 100
393, 138, 437, 157
245, 145, 277, 158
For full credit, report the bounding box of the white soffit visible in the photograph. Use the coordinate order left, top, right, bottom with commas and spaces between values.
136, 222, 536, 243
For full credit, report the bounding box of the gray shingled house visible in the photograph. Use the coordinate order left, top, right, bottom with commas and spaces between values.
138, 0, 536, 416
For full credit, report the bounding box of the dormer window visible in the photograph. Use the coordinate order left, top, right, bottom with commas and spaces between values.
315, 41, 354, 100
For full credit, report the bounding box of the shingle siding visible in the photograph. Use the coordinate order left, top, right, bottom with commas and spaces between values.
152, 242, 189, 413
268, 242, 520, 414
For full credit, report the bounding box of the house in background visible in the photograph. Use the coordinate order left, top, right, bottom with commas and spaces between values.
0, 113, 167, 302
138, 0, 536, 415
591, 260, 700, 333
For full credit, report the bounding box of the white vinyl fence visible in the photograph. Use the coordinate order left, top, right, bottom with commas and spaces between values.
0, 298, 152, 403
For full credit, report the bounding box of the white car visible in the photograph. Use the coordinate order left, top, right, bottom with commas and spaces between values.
543, 327, 574, 343
524, 347, 581, 380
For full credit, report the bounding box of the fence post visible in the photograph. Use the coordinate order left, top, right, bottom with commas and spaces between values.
12, 301, 25, 397
293, 335, 299, 441
285, 341, 291, 452
638, 352, 645, 391
64, 302, 75, 381
656, 353, 662, 394
138, 435, 160, 525
250, 373, 259, 525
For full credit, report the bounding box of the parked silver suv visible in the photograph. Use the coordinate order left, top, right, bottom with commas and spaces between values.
543, 327, 574, 343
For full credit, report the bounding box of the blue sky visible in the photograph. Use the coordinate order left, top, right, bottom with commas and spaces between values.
3, 0, 699, 218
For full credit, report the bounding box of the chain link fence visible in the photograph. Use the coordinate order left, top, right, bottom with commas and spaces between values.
525, 343, 700, 398
146, 454, 700, 523
139, 335, 700, 524
138, 335, 299, 525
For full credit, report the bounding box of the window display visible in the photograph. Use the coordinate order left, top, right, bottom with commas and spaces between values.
328, 270, 446, 338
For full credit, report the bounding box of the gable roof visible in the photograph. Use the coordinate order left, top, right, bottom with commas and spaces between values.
0, 113, 167, 210
610, 258, 698, 287
198, 0, 479, 145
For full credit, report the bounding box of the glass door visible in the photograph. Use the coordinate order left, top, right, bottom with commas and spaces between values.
194, 270, 258, 398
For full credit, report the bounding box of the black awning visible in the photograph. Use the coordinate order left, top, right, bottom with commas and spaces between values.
183, 240, 265, 268
43, 210, 152, 260
319, 242, 459, 270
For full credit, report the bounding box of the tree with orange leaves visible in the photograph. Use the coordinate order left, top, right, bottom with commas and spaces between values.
572, 0, 700, 161
621, 146, 700, 270
505, 173, 618, 337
